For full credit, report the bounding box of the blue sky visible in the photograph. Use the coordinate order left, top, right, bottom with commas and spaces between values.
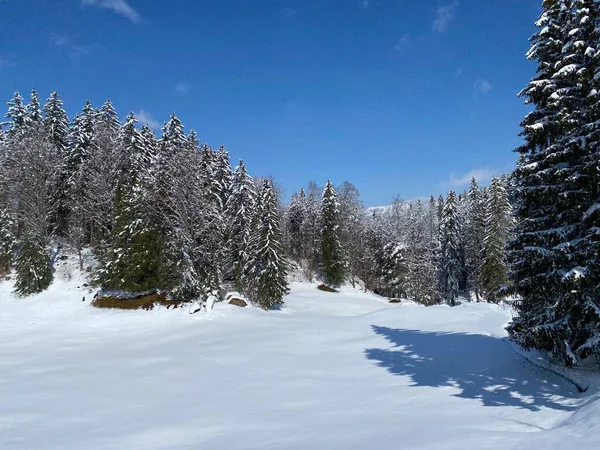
0, 0, 541, 206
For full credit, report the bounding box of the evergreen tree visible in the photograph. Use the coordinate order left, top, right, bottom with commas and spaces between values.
4, 91, 28, 136
26, 89, 43, 128
320, 180, 345, 285
244, 179, 289, 309
465, 179, 486, 299
439, 191, 461, 306
507, 0, 600, 365
100, 112, 161, 292
481, 178, 513, 302
14, 235, 53, 296
224, 160, 256, 289
43, 92, 71, 235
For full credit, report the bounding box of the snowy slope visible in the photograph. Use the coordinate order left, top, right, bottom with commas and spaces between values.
0, 273, 599, 449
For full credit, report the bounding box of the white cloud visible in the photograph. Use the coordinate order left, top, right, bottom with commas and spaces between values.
394, 35, 411, 52
283, 7, 296, 18
443, 167, 501, 189
360, 0, 370, 9
454, 68, 462, 77
175, 82, 191, 94
136, 110, 162, 130
82, 0, 140, 23
432, 1, 458, 33
474, 78, 492, 94
51, 34, 91, 56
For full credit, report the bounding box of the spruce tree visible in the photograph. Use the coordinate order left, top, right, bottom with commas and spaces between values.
100, 112, 161, 292
43, 91, 71, 235
320, 180, 345, 285
465, 178, 486, 299
14, 235, 53, 296
224, 160, 256, 290
245, 179, 289, 309
439, 191, 461, 306
5, 92, 28, 136
481, 178, 513, 302
507, 0, 600, 365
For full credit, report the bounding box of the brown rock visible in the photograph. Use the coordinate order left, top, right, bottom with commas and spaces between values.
228, 297, 248, 307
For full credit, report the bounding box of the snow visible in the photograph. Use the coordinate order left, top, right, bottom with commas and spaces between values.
1, 266, 599, 450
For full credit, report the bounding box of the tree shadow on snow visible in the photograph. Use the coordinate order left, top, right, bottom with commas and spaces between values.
365, 326, 578, 411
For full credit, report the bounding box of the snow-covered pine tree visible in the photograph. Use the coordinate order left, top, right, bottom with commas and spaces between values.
465, 178, 486, 300
100, 112, 161, 292
381, 241, 407, 298
14, 234, 52, 296
67, 100, 96, 263
481, 177, 513, 302
4, 92, 28, 137
26, 89, 43, 128
43, 91, 71, 236
214, 145, 233, 214
507, 0, 600, 365
224, 160, 256, 290
439, 191, 462, 306
320, 180, 345, 285
244, 179, 289, 309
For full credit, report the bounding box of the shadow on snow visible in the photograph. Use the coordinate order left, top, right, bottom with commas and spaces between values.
365, 326, 578, 411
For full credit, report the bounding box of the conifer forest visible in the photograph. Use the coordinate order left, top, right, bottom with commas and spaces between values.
0, 0, 599, 372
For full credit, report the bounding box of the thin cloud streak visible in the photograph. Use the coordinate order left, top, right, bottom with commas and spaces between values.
136, 109, 162, 130
82, 0, 140, 23
432, 1, 459, 33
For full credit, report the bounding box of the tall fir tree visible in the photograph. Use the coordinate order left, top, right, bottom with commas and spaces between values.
481, 177, 513, 302
43, 91, 71, 235
320, 180, 345, 285
224, 160, 256, 290
244, 179, 289, 308
439, 191, 462, 306
507, 0, 600, 365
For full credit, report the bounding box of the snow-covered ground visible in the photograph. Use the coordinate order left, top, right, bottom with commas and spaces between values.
1, 265, 599, 449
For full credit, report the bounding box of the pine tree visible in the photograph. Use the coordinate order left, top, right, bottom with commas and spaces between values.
481, 178, 513, 302
507, 0, 600, 365
4, 92, 28, 137
439, 191, 462, 306
100, 112, 161, 292
214, 145, 233, 214
320, 180, 345, 285
14, 235, 53, 296
224, 160, 256, 290
244, 179, 289, 309
465, 178, 486, 299
26, 89, 43, 128
43, 92, 71, 235
67, 100, 96, 263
